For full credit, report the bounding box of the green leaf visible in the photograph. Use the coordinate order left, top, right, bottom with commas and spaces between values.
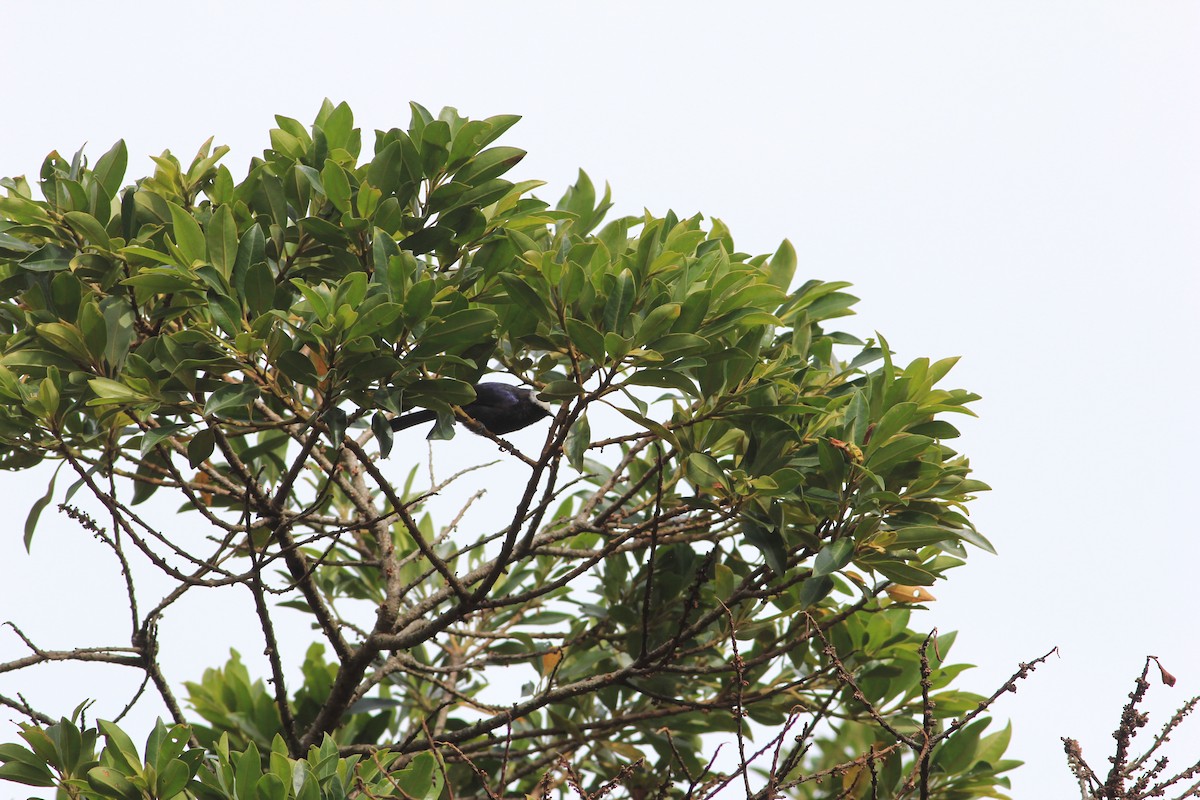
321, 160, 351, 213
867, 402, 917, 455
686, 452, 725, 490
187, 429, 215, 468
155, 759, 191, 799
139, 423, 189, 457
97, 721, 141, 772
87, 765, 141, 800
624, 368, 698, 396
804, 289, 861, 321
394, 752, 439, 798
256, 772, 286, 800
243, 261, 275, 316
740, 517, 787, 576
277, 350, 320, 385
204, 383, 260, 417
207, 291, 242, 336
367, 136, 418, 199
957, 527, 997, 555
974, 720, 1012, 766
633, 303, 681, 347
860, 556, 937, 586
417, 308, 497, 352
371, 412, 394, 458
346, 301, 402, 339
319, 100, 355, 150
64, 211, 111, 249
205, 204, 237, 279
866, 434, 933, 475
168, 202, 206, 264
290, 279, 330, 319
812, 538, 854, 577
565, 413, 590, 471
602, 269, 636, 333
798, 575, 835, 608
88, 377, 152, 405
564, 318, 606, 363
454, 146, 525, 185
766, 238, 797, 291
120, 268, 197, 293
498, 274, 552, 322
538, 380, 583, 400
324, 407, 347, 445
410, 378, 476, 406
235, 223, 266, 277
0, 755, 56, 787
119, 245, 176, 266
399, 224, 453, 255
24, 463, 61, 551
234, 742, 262, 800
615, 407, 679, 448
93, 140, 128, 199
20, 243, 74, 272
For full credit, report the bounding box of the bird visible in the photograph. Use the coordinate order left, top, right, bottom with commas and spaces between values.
389, 382, 554, 436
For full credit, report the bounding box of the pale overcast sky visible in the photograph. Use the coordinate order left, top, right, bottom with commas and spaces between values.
1, 2, 1198, 796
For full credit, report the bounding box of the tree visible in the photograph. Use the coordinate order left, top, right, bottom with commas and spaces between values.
0, 100, 1014, 798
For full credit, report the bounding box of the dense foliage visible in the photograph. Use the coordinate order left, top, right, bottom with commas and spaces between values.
0, 101, 1011, 798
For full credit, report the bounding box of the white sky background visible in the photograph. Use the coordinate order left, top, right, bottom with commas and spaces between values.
1, 2, 1198, 796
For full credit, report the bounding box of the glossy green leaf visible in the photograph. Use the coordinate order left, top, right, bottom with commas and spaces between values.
87, 766, 141, 800
565, 318, 606, 363
206, 204, 237, 279
860, 556, 937, 586
204, 383, 260, 417
454, 146, 525, 185
602, 269, 635, 333
417, 308, 497, 352
20, 243, 74, 272
812, 538, 854, 577
88, 377, 152, 405
64, 211, 111, 249
168, 202, 206, 265
93, 139, 129, 199
320, 160, 351, 213
0, 755, 55, 788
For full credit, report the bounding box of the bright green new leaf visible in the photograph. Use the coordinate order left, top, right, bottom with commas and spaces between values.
168, 202, 206, 265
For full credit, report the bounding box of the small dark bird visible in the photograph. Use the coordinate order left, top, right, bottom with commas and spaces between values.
389, 382, 553, 436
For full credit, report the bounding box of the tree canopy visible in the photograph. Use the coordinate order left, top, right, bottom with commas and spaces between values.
0, 100, 1012, 798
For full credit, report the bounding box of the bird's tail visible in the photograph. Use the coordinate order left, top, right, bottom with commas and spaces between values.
389, 409, 438, 432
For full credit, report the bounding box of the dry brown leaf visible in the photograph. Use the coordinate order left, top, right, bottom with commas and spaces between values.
194, 471, 213, 507
1151, 656, 1177, 687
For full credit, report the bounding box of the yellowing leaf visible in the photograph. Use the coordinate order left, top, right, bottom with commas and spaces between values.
541, 647, 563, 674
886, 585, 937, 603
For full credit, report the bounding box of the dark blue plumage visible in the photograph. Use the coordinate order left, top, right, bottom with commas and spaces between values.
389, 382, 552, 436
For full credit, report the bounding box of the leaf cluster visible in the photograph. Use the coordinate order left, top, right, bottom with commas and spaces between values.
0, 100, 1011, 798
